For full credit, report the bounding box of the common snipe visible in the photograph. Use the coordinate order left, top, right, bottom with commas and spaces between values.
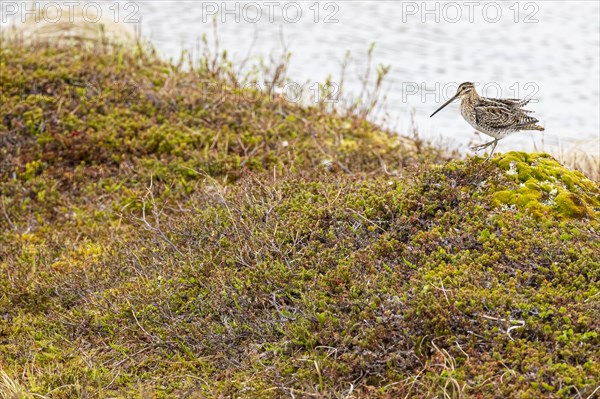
430, 82, 544, 159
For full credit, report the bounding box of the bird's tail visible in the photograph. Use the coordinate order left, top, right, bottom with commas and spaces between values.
522, 124, 545, 131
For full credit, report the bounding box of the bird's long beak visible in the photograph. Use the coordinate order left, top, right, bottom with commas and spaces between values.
430, 93, 459, 117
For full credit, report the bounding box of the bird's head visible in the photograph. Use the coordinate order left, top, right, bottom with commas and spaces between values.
430, 82, 477, 117
455, 82, 476, 98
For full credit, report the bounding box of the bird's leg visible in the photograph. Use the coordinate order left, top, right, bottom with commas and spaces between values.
484, 139, 499, 161
470, 139, 496, 152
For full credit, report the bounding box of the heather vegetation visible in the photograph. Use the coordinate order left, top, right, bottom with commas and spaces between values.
1, 41, 599, 399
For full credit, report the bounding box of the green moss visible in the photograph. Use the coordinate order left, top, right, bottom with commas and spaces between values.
492, 152, 599, 219
1, 42, 599, 399
555, 192, 591, 219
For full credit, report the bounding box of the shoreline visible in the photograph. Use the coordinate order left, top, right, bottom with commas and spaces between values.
2, 6, 598, 179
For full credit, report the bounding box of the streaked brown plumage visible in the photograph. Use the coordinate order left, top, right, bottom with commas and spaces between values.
430, 82, 544, 159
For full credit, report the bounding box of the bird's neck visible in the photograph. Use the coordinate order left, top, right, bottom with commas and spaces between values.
461, 90, 480, 104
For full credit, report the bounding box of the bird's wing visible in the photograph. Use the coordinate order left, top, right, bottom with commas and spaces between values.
498, 98, 531, 108
475, 104, 539, 130
481, 97, 531, 109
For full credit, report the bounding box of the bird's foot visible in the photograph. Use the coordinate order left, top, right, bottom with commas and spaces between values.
470, 142, 494, 152
471, 139, 499, 161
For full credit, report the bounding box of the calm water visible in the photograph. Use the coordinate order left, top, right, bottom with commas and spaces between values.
4, 1, 600, 155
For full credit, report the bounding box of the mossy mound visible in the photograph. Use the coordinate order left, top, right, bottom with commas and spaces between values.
491, 152, 600, 219
0, 42, 441, 190
1, 43, 599, 399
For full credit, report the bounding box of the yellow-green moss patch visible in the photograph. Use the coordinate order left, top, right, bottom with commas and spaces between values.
492, 152, 599, 219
